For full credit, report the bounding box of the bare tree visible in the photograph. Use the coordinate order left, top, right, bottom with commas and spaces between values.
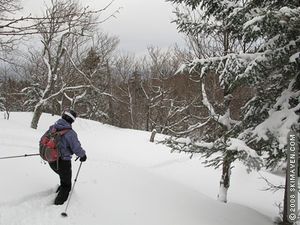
0, 0, 23, 62
0, 0, 46, 63
141, 47, 194, 134
0, 66, 27, 118
72, 32, 119, 121
112, 53, 138, 128
29, 0, 117, 129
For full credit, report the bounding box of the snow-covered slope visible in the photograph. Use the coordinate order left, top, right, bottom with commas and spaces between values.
0, 112, 286, 225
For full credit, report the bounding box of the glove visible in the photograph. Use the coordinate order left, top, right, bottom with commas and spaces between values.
80, 155, 87, 162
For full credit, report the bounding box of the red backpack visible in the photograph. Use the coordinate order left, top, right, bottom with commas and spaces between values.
39, 128, 70, 163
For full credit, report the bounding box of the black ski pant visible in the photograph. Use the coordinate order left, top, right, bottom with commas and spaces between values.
49, 158, 72, 193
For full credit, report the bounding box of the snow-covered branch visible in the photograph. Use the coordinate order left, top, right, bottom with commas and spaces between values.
253, 79, 300, 148
202, 82, 238, 130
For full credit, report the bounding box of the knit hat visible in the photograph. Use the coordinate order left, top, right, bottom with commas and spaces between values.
62, 109, 77, 124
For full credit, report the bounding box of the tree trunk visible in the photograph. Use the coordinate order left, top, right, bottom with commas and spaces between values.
128, 85, 134, 129
4, 110, 9, 120
146, 103, 150, 131
223, 30, 229, 56
282, 171, 293, 225
150, 129, 157, 142
31, 103, 43, 129
218, 157, 231, 203
107, 60, 115, 125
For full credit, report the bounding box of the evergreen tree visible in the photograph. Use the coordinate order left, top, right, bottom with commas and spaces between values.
166, 0, 262, 203
167, 0, 300, 217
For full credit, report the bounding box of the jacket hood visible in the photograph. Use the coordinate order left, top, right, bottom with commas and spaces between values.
53, 118, 72, 130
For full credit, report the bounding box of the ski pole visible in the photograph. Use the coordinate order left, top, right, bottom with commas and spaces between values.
61, 161, 83, 217
0, 153, 40, 160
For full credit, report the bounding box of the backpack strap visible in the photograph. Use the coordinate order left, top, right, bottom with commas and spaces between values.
58, 129, 71, 136
53, 128, 71, 170
50, 128, 71, 136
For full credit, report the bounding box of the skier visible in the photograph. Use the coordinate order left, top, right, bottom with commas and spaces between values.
46, 109, 87, 205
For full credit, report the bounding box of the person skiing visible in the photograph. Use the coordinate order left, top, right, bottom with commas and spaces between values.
44, 109, 87, 205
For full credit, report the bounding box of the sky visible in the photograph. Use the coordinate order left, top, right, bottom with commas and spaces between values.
21, 0, 186, 55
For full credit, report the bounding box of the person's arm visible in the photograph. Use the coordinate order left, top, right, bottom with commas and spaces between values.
67, 131, 86, 158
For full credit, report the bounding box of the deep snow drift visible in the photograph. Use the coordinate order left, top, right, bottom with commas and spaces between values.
0, 112, 290, 225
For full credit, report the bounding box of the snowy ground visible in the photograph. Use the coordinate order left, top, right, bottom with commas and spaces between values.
0, 112, 292, 225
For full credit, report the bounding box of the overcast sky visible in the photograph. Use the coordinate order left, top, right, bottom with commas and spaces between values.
22, 0, 185, 55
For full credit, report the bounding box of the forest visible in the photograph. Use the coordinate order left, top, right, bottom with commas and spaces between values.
0, 0, 299, 224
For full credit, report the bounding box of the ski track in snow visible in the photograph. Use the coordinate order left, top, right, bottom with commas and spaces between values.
1, 142, 37, 151
148, 158, 191, 169
0, 189, 60, 225
0, 159, 273, 225
0, 190, 96, 225
0, 112, 290, 225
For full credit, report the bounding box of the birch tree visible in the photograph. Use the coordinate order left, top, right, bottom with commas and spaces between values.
29, 0, 115, 129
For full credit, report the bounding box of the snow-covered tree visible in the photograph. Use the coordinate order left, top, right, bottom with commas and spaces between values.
27, 0, 116, 129
75, 33, 119, 122
112, 53, 141, 129
166, 0, 262, 203
232, 2, 300, 224
113, 47, 197, 133
142, 47, 191, 133
168, 0, 300, 222
0, 70, 27, 118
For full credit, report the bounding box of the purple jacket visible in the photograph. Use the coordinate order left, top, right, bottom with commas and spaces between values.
48, 118, 86, 160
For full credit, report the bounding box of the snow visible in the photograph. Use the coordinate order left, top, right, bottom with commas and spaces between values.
227, 138, 259, 158
176, 64, 187, 74
194, 140, 214, 149
253, 80, 300, 148
218, 182, 228, 203
279, 6, 299, 16
0, 112, 291, 225
290, 52, 300, 63
243, 15, 265, 30
254, 107, 299, 148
